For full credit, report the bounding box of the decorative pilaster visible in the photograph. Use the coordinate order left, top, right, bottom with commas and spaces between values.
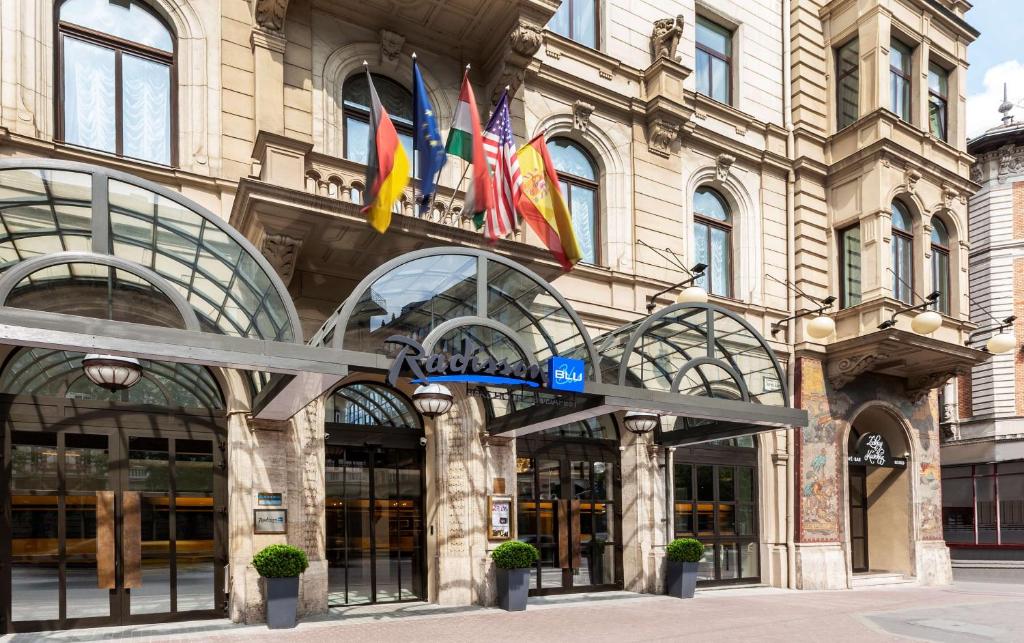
250, 28, 287, 136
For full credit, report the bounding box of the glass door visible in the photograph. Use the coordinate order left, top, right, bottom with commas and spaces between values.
849, 465, 869, 572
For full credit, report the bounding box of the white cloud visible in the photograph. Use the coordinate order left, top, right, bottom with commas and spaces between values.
967, 59, 1024, 138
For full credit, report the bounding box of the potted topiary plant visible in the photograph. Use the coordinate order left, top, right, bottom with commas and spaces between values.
665, 537, 704, 599
252, 543, 309, 629
491, 540, 539, 611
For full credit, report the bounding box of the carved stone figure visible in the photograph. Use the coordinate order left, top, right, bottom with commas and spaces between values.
379, 29, 405, 66
491, 22, 544, 103
254, 0, 289, 31
716, 153, 736, 182
651, 15, 684, 61
648, 118, 679, 156
573, 100, 595, 133
510, 23, 543, 58
261, 233, 303, 286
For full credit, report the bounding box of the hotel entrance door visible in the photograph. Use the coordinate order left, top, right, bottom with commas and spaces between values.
1, 408, 226, 633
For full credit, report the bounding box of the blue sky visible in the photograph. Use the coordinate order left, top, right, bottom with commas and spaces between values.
965, 0, 1022, 137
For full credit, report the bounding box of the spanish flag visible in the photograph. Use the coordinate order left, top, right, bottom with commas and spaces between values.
516, 133, 582, 270
361, 66, 410, 233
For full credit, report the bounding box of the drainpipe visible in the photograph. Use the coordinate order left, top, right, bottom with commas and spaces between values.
782, 0, 798, 591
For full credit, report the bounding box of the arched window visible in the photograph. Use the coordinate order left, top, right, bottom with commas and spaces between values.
693, 186, 732, 297
56, 0, 175, 165
547, 138, 599, 265
343, 74, 414, 171
931, 217, 951, 314
891, 201, 914, 304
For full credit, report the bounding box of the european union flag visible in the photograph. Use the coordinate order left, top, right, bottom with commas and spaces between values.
413, 56, 446, 214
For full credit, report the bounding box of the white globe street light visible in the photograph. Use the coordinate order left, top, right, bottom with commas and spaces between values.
986, 332, 1017, 355
676, 286, 708, 304
82, 354, 143, 391
805, 315, 836, 340
623, 411, 660, 435
412, 383, 454, 418
910, 310, 942, 335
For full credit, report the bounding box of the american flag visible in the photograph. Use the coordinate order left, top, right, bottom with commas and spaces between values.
482, 90, 521, 241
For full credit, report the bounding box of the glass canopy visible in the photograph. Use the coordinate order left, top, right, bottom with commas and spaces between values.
325, 381, 421, 429
0, 347, 223, 409
311, 247, 601, 375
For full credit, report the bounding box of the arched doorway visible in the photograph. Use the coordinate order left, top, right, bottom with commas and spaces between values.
324, 381, 425, 606
515, 417, 622, 595
846, 406, 913, 576
0, 347, 227, 632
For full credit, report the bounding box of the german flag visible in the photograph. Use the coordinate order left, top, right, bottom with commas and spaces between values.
516, 133, 582, 270
361, 66, 410, 233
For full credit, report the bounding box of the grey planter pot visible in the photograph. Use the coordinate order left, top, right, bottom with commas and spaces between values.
666, 561, 699, 599
496, 567, 530, 611
264, 576, 300, 629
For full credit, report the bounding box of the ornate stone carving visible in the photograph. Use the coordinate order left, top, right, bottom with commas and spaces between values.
572, 100, 595, 133
261, 233, 303, 286
904, 168, 922, 193
650, 15, 684, 61
379, 29, 405, 67
716, 153, 736, 182
647, 118, 680, 157
491, 22, 543, 103
970, 163, 984, 183
998, 146, 1024, 182
254, 0, 289, 31
906, 369, 965, 404
827, 353, 882, 389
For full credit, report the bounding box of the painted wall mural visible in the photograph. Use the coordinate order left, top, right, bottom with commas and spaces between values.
797, 357, 945, 543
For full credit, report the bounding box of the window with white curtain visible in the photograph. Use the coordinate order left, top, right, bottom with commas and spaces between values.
57, 0, 174, 166
693, 187, 733, 298
891, 201, 914, 304
931, 217, 951, 314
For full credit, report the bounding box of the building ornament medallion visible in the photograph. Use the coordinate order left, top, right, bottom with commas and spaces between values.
904, 168, 922, 193
572, 100, 595, 133
648, 118, 681, 157
650, 15, 684, 61
261, 233, 303, 286
254, 0, 289, 31
716, 153, 736, 182
379, 29, 406, 67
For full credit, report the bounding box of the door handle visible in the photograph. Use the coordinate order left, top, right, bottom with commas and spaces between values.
96, 491, 115, 589
123, 491, 142, 588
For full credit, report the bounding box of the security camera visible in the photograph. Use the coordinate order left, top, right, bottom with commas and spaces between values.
419, 436, 428, 447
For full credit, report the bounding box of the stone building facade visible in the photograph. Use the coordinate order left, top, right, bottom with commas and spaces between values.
0, 0, 982, 633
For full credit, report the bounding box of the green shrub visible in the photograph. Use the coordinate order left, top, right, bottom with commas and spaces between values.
491, 540, 540, 570
666, 538, 704, 563
252, 544, 309, 578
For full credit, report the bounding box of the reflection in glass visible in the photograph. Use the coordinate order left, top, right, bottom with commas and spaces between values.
65, 495, 109, 618
132, 495, 172, 614
176, 497, 215, 611
176, 440, 213, 493
718, 543, 740, 580
64, 434, 109, 491
697, 544, 715, 581
129, 437, 170, 492
10, 431, 59, 490
10, 495, 60, 622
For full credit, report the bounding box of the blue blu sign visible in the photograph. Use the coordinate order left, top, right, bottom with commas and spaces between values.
548, 356, 585, 392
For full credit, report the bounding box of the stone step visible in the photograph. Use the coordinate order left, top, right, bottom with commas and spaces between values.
851, 573, 915, 588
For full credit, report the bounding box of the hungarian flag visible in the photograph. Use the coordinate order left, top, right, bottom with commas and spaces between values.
361, 67, 410, 233
445, 69, 492, 219
516, 133, 582, 270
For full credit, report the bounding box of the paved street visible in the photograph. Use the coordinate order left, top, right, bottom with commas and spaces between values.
7, 570, 1024, 643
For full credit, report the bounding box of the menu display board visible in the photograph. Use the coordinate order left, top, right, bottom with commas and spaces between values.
488, 495, 513, 541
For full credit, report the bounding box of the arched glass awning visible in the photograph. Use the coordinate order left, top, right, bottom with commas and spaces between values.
0, 161, 301, 342
0, 347, 224, 409
325, 381, 421, 429
310, 247, 601, 377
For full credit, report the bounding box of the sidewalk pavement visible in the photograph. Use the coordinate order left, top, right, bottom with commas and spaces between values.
5, 578, 1024, 643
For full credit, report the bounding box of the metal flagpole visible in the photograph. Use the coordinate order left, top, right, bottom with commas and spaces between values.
411, 53, 418, 218
445, 62, 473, 219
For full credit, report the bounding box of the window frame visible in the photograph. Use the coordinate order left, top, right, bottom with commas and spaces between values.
546, 0, 600, 49
835, 38, 860, 130
695, 16, 733, 106
693, 187, 733, 299
931, 217, 951, 314
889, 38, 913, 123
838, 224, 862, 309
891, 201, 915, 305
549, 138, 601, 266
342, 73, 415, 165
54, 0, 178, 167
928, 61, 950, 141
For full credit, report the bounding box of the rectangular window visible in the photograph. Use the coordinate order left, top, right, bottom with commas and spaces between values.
695, 17, 732, 105
929, 62, 949, 141
892, 231, 914, 304
839, 225, 862, 308
932, 249, 950, 314
547, 0, 597, 49
836, 39, 860, 129
890, 39, 912, 122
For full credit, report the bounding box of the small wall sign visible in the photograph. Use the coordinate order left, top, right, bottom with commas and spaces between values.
548, 356, 585, 392
257, 492, 283, 507
254, 509, 288, 534
847, 433, 907, 469
488, 495, 513, 541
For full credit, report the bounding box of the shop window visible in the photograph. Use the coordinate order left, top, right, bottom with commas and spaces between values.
547, 0, 597, 49
942, 463, 1024, 546
695, 17, 733, 105
891, 201, 914, 304
836, 38, 859, 130
343, 73, 415, 173
931, 217, 951, 314
839, 224, 862, 308
693, 186, 732, 298
547, 138, 599, 265
56, 0, 175, 165
890, 39, 913, 122
929, 62, 949, 141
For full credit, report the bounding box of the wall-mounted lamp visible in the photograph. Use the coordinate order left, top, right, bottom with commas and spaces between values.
878, 291, 942, 334
967, 315, 1017, 355
646, 263, 708, 313
770, 295, 837, 340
